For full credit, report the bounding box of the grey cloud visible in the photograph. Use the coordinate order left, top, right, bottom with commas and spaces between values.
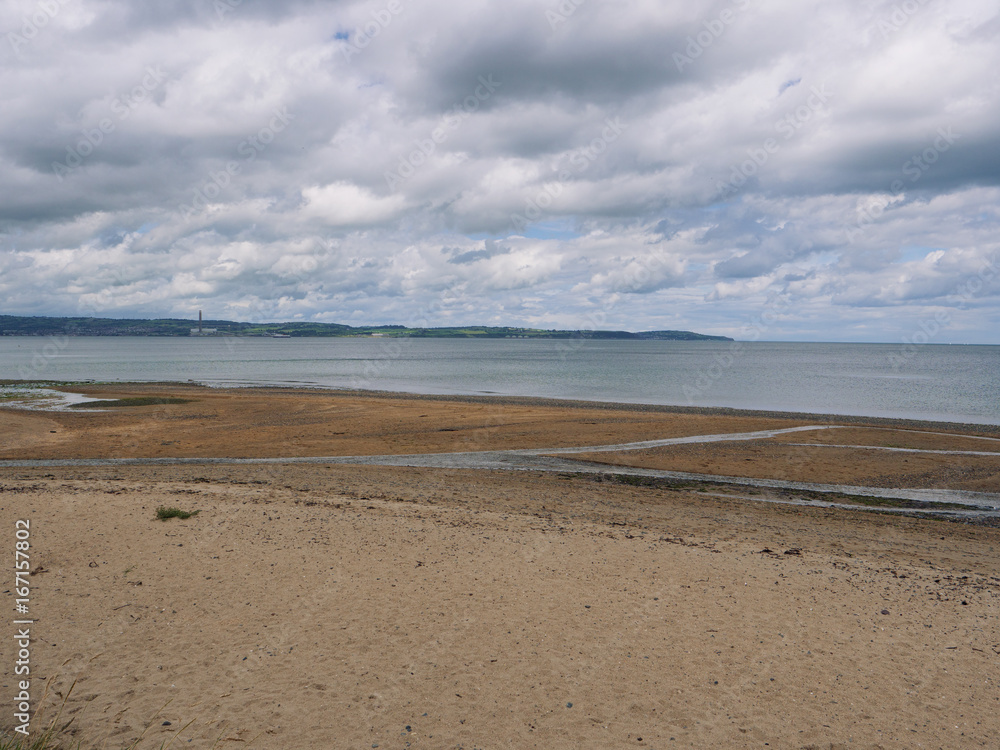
448, 240, 511, 265
1, 0, 1000, 342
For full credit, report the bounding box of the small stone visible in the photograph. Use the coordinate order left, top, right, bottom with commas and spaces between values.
881, 609, 890, 615
566, 702, 573, 708
162, 721, 172, 726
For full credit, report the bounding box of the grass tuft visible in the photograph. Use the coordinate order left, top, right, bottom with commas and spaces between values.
1, 679, 76, 750
0, 728, 73, 750
1, 689, 211, 750
155, 506, 201, 521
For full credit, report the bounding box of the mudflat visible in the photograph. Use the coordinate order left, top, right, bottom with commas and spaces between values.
0, 382, 817, 460
1, 384, 999, 749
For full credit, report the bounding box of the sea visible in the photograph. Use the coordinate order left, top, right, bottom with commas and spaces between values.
1, 336, 998, 425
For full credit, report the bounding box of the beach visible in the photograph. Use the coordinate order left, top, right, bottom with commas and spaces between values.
2, 383, 999, 748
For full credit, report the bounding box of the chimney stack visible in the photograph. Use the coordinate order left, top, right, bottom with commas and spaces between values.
199, 310, 202, 333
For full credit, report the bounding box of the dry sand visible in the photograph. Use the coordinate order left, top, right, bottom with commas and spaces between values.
2, 384, 999, 749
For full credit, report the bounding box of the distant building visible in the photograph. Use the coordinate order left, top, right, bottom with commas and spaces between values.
190, 310, 218, 336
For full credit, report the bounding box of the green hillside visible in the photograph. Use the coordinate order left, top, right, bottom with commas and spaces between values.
0, 315, 733, 341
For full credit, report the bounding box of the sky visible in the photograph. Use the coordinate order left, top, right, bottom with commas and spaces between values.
1, 0, 999, 342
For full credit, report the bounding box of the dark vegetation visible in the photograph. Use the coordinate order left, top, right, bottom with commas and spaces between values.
155, 506, 201, 520
591, 472, 986, 514
0, 314, 733, 341
68, 397, 193, 409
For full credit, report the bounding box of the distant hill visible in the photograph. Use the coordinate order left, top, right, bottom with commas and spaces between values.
0, 315, 733, 341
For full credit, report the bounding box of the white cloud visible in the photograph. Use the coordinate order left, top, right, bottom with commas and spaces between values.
300, 182, 407, 226
1, 0, 999, 341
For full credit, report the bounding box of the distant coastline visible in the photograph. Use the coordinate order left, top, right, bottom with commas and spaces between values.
0, 314, 733, 341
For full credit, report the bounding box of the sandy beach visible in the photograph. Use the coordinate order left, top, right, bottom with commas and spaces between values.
2, 383, 999, 748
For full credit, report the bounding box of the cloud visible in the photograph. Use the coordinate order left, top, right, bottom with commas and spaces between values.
1, 0, 999, 342
448, 239, 511, 264
300, 181, 407, 226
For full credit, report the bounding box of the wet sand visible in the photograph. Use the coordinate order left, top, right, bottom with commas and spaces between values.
563, 440, 1000, 494
0, 382, 816, 460
2, 384, 999, 748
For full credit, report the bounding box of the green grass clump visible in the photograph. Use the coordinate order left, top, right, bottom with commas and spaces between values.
69, 397, 192, 409
0, 727, 67, 750
155, 506, 201, 521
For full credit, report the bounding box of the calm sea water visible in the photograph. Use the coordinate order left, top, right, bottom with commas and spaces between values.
1, 337, 998, 424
